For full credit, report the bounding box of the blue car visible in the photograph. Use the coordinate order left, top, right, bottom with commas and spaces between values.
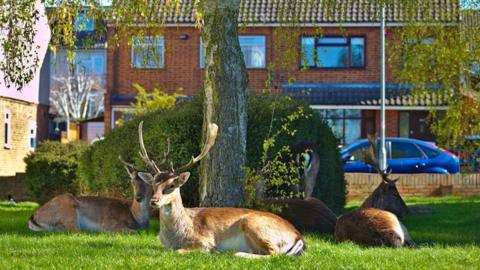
340, 138, 460, 174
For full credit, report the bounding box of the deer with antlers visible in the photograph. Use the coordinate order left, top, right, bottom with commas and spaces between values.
335, 135, 416, 247
28, 159, 153, 232
137, 121, 305, 258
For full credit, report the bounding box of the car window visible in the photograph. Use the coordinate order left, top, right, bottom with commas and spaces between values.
418, 144, 441, 158
391, 142, 423, 159
348, 144, 369, 161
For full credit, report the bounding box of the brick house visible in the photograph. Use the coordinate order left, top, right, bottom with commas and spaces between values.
0, 1, 50, 176
48, 9, 107, 142
105, 0, 458, 145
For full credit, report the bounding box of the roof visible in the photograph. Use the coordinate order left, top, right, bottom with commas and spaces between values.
281, 82, 449, 107
461, 9, 480, 28
114, 0, 459, 25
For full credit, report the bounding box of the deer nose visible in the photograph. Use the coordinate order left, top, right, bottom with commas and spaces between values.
150, 197, 159, 206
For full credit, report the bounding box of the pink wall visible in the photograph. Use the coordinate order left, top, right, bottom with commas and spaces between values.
0, 0, 50, 104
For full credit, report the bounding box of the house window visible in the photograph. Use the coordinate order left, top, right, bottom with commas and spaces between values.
4, 109, 11, 149
111, 107, 135, 129
200, 35, 266, 68
398, 112, 410, 138
29, 122, 37, 150
301, 36, 365, 68
318, 109, 361, 145
75, 13, 95, 32
131, 36, 165, 68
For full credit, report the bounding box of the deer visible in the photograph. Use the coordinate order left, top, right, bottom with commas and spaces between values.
136, 121, 306, 258
335, 135, 416, 247
28, 158, 153, 232
259, 142, 337, 234
359, 136, 409, 218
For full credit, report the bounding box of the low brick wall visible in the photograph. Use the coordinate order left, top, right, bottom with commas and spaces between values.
346, 173, 480, 201
0, 173, 30, 201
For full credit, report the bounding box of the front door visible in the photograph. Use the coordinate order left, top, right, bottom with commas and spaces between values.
409, 111, 435, 141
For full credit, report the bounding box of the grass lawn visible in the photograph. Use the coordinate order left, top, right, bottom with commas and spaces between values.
1, 196, 479, 269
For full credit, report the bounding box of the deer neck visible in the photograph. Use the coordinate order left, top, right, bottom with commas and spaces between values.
158, 190, 194, 249
130, 194, 151, 229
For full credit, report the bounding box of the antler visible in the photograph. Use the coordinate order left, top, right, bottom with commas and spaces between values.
118, 155, 135, 168
363, 134, 394, 183
138, 121, 163, 174
176, 123, 218, 172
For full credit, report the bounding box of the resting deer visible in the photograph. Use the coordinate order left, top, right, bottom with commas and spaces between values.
28, 158, 153, 232
335, 135, 415, 247
137, 121, 305, 258
259, 142, 337, 234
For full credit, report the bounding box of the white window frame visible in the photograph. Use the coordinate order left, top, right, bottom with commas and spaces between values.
131, 36, 165, 69
111, 106, 135, 129
200, 35, 266, 69
4, 109, 11, 149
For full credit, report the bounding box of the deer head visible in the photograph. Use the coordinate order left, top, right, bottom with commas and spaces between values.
118, 156, 153, 203
135, 121, 218, 208
361, 135, 409, 218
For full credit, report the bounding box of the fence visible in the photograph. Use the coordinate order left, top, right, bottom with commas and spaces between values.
345, 173, 480, 201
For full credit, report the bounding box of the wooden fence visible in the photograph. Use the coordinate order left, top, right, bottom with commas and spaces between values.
345, 173, 480, 201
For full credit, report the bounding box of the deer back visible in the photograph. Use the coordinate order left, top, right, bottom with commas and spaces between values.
335, 208, 407, 247
263, 197, 337, 234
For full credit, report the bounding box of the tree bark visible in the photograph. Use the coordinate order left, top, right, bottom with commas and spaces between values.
198, 0, 248, 207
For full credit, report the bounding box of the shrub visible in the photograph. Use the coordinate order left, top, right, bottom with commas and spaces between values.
78, 96, 203, 205
24, 141, 89, 203
79, 94, 345, 212
247, 95, 346, 213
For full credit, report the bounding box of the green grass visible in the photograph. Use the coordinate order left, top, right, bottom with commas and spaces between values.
1, 196, 479, 269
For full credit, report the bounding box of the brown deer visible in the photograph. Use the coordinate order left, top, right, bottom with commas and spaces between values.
137, 121, 305, 258
28, 158, 153, 232
259, 142, 337, 234
335, 135, 415, 247
360, 135, 409, 218
263, 197, 337, 234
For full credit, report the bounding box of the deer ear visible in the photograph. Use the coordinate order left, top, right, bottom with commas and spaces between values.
176, 172, 191, 186
137, 172, 154, 184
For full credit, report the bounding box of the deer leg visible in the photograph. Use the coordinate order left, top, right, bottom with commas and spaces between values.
240, 219, 281, 256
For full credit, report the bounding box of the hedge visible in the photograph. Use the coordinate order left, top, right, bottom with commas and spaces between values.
78, 94, 346, 212
24, 141, 89, 203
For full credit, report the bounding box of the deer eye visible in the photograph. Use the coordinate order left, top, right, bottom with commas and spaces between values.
163, 185, 176, 194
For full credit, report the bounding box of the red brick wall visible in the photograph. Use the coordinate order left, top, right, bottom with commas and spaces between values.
106, 26, 400, 131
346, 173, 480, 201
374, 110, 399, 137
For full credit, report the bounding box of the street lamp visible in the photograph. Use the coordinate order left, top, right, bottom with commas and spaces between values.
380, 3, 387, 171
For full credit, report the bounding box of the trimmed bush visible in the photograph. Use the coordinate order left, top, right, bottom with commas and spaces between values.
78, 94, 345, 212
24, 141, 89, 203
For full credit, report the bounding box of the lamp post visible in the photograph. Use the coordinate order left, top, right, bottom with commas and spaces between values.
379, 3, 387, 171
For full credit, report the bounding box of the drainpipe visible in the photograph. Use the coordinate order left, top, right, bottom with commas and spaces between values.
379, 3, 387, 171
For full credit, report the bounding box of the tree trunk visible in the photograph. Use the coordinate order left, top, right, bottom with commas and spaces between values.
198, 0, 248, 207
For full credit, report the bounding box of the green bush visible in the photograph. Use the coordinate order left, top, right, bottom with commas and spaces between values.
78, 96, 203, 205
247, 95, 346, 213
78, 94, 345, 212
24, 141, 89, 203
